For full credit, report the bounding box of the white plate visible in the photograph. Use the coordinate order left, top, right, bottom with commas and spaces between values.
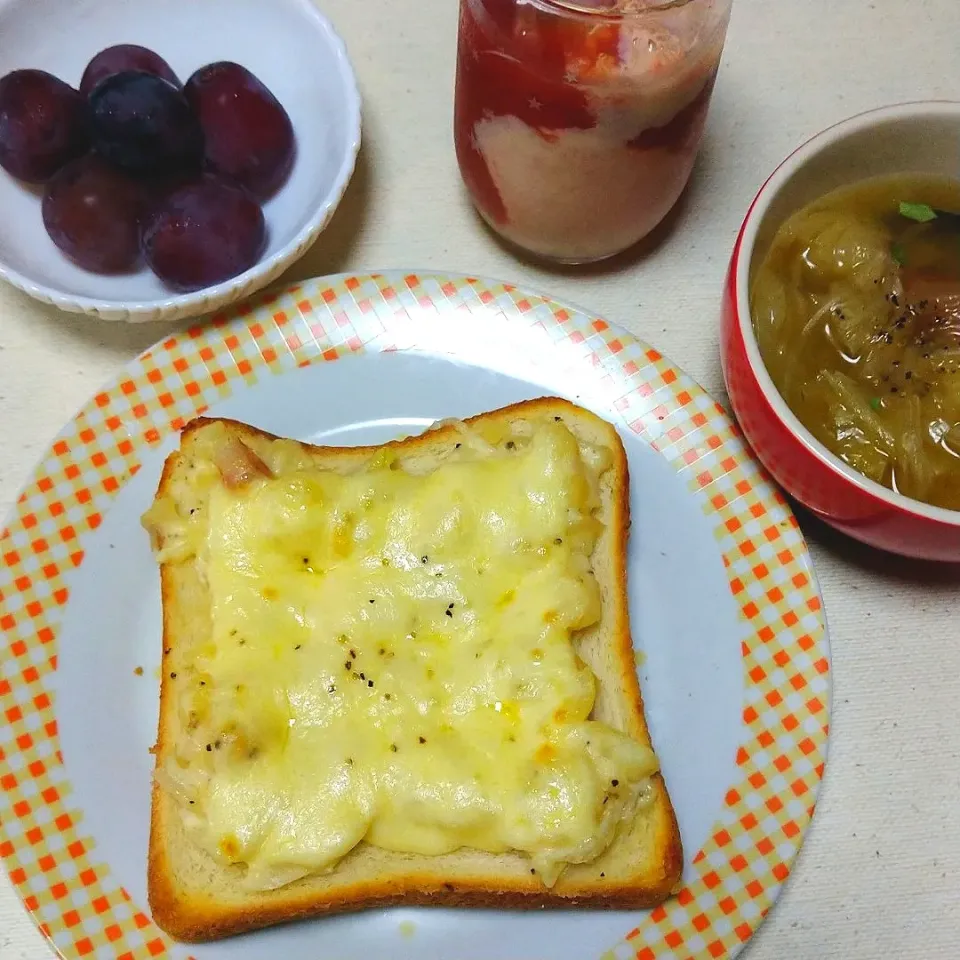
0, 272, 831, 960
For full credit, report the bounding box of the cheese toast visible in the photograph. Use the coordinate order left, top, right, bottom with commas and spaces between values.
142, 397, 682, 942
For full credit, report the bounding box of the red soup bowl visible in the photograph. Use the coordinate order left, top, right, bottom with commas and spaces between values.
721, 101, 960, 562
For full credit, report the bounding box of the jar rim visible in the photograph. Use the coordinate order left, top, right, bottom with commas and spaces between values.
533, 0, 700, 19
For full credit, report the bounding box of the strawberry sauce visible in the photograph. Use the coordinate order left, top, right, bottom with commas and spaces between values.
454, 0, 730, 262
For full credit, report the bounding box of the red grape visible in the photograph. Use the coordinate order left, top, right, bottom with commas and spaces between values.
42, 154, 147, 272
80, 44, 180, 97
90, 71, 202, 175
0, 69, 89, 183
143, 174, 265, 291
185, 62, 294, 200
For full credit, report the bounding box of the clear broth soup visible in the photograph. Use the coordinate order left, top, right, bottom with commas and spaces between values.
751, 173, 960, 511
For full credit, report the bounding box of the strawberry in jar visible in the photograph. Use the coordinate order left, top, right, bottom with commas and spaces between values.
454, 0, 732, 263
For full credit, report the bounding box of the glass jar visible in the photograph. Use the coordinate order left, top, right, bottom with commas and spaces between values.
454, 0, 733, 264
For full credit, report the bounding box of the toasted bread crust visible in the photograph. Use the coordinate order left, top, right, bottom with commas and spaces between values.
147, 397, 682, 942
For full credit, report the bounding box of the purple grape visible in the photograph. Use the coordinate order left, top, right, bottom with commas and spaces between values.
0, 69, 89, 183
185, 62, 294, 200
89, 71, 202, 175
42, 154, 147, 272
143, 174, 265, 291
80, 44, 180, 97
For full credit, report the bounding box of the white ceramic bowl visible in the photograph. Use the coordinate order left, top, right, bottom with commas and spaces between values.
0, 0, 361, 322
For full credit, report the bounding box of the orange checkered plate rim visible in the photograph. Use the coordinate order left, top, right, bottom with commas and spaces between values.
0, 272, 830, 960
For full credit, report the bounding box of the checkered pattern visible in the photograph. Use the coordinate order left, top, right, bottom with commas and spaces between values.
0, 273, 830, 959
596, 343, 830, 960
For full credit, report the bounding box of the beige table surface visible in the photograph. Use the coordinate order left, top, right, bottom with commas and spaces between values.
1, 0, 959, 957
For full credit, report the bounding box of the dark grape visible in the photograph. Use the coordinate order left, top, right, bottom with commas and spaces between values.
185, 62, 294, 200
143, 174, 265, 291
80, 44, 180, 97
140, 168, 199, 217
42, 154, 147, 272
89, 71, 202, 175
0, 70, 89, 183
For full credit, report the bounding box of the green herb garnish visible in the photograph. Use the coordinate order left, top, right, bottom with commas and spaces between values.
869, 397, 882, 411
899, 201, 938, 223
891, 241, 906, 267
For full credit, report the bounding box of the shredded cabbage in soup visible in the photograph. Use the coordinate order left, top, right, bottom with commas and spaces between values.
751, 174, 960, 511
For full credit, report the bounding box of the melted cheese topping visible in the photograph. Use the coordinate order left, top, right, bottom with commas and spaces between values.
150, 420, 658, 891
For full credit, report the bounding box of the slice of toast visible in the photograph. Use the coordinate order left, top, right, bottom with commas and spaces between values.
144, 397, 682, 942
